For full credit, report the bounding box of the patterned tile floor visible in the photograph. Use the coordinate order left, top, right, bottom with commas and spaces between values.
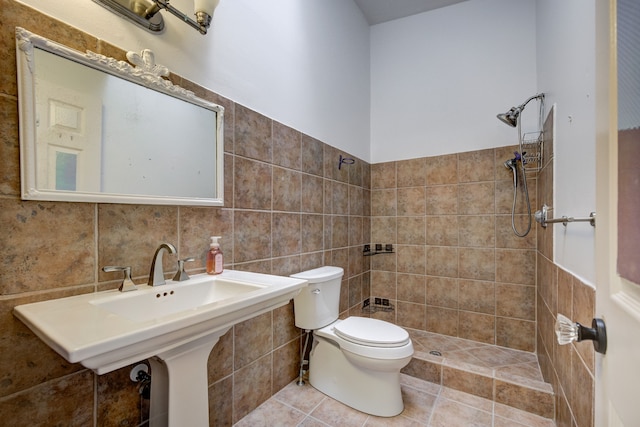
234, 374, 556, 427
234, 331, 556, 426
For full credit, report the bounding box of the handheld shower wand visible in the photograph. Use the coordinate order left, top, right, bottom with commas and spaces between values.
503, 151, 532, 236
504, 155, 518, 187
504, 152, 521, 182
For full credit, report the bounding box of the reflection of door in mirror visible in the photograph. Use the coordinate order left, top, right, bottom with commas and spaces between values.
17, 28, 224, 206
617, 0, 640, 284
36, 78, 102, 192
30, 46, 219, 201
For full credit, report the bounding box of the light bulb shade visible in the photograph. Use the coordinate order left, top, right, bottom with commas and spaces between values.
194, 0, 220, 15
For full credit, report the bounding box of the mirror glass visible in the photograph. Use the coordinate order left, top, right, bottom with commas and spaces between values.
16, 28, 224, 206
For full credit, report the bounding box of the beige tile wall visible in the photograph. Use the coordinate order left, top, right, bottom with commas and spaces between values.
0, 2, 370, 425
369, 147, 538, 352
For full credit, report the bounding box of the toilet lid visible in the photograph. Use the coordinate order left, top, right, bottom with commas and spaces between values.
333, 317, 410, 348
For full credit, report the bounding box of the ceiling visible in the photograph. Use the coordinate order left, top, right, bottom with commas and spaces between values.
353, 0, 469, 25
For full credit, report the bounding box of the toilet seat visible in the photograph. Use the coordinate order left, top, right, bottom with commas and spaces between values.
333, 317, 410, 348
315, 317, 413, 360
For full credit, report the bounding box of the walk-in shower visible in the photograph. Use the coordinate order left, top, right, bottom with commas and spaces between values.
497, 93, 545, 237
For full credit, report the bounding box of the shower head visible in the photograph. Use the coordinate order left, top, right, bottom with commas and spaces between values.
497, 93, 545, 127
497, 107, 521, 127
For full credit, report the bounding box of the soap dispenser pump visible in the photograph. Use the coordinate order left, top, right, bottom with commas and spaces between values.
206, 236, 223, 275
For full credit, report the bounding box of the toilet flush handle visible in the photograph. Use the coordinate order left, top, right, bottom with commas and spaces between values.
311, 289, 321, 295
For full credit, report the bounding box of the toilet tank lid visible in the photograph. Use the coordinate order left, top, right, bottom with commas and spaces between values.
290, 266, 344, 283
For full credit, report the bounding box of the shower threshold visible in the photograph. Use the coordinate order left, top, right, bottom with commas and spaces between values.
402, 329, 554, 419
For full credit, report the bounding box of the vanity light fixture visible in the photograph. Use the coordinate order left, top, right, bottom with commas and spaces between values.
93, 0, 220, 35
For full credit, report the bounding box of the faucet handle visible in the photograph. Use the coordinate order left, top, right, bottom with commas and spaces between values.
173, 257, 195, 282
103, 266, 137, 292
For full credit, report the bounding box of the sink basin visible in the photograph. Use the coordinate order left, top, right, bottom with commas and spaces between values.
91, 277, 264, 322
14, 270, 308, 427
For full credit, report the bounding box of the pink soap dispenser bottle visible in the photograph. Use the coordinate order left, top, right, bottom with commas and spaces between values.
206, 236, 224, 275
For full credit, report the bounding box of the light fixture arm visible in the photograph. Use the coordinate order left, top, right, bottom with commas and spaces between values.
93, 0, 218, 35
151, 0, 210, 34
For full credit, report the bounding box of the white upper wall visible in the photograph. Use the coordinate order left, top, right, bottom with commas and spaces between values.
15, 0, 598, 283
370, 0, 538, 163
536, 0, 597, 285
18, 0, 372, 160
368, 0, 598, 283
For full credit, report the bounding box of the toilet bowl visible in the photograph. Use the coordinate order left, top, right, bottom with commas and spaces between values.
309, 317, 413, 416
291, 267, 414, 417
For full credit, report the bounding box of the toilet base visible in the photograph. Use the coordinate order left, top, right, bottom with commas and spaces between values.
309, 335, 407, 417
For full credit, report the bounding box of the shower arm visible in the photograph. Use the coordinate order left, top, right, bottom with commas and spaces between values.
516, 93, 545, 111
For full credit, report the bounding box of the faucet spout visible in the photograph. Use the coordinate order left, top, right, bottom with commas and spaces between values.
148, 243, 177, 286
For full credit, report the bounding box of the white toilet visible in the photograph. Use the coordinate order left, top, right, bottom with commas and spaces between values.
291, 266, 414, 417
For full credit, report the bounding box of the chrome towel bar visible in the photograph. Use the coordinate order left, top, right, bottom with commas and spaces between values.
534, 205, 596, 228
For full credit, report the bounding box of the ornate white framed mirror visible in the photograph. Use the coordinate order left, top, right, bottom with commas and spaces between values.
16, 27, 224, 206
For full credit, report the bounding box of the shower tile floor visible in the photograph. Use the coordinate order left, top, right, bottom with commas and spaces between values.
234, 331, 556, 427
408, 329, 549, 387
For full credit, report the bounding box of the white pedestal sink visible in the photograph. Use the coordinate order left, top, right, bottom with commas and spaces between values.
14, 270, 308, 427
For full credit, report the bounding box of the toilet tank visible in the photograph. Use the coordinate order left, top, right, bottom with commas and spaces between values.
291, 266, 344, 330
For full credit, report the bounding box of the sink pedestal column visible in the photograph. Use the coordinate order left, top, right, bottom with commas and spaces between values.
148, 328, 231, 427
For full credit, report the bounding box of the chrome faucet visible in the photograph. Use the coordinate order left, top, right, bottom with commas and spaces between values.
148, 243, 177, 286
